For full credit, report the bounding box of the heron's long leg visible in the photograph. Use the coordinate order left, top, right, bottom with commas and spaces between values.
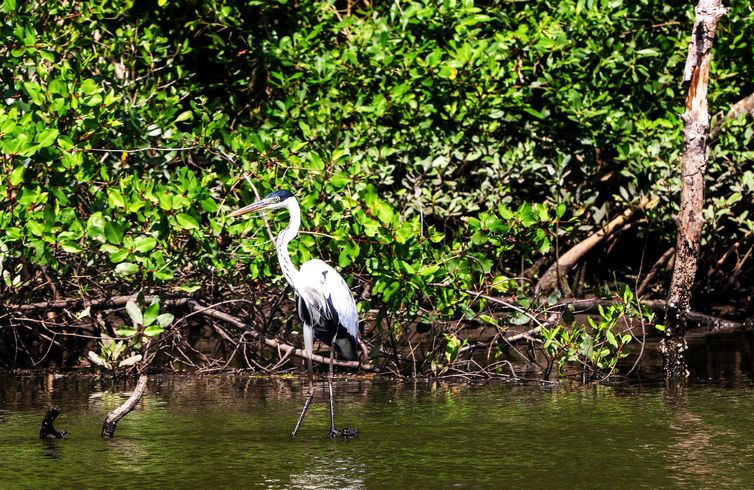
292, 326, 315, 438
328, 341, 337, 438
291, 366, 313, 437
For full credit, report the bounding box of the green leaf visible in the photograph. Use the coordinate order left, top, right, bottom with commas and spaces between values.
9, 166, 24, 186
418, 264, 440, 276
199, 198, 218, 213
143, 301, 160, 326
132, 236, 157, 253
60, 241, 83, 253
109, 248, 129, 263
108, 189, 125, 208
175, 110, 193, 123
556, 202, 566, 219
104, 221, 124, 245
176, 213, 200, 230
79, 78, 98, 95
330, 173, 350, 188
523, 107, 545, 119
144, 325, 165, 337
3, 0, 18, 12
156, 313, 174, 328
114, 327, 137, 337
338, 248, 352, 267
478, 314, 500, 327
36, 128, 59, 148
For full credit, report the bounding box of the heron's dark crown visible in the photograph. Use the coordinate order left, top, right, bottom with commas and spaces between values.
265, 190, 294, 201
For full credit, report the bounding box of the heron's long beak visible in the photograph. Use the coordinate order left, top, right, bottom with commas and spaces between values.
228, 198, 271, 218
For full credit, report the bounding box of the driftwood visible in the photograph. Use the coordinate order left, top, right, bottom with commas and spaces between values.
536, 197, 650, 294
39, 405, 67, 439
662, 0, 727, 384
101, 374, 148, 438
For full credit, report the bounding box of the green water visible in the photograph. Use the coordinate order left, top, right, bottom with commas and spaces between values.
3, 370, 754, 489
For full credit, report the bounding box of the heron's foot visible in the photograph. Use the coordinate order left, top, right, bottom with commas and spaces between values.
330, 426, 359, 439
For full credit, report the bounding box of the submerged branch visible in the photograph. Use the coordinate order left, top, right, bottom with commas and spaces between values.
102, 374, 149, 438
39, 405, 67, 439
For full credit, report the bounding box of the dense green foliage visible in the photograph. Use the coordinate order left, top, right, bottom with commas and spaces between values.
1, 0, 753, 374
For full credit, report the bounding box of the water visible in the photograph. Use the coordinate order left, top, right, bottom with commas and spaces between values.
3, 370, 754, 489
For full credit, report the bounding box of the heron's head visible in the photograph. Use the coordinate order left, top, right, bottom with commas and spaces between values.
228, 189, 295, 217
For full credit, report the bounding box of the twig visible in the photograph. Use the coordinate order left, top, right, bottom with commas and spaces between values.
86, 145, 201, 153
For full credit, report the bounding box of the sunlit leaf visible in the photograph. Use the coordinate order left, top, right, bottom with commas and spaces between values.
118, 354, 143, 367
125, 300, 143, 326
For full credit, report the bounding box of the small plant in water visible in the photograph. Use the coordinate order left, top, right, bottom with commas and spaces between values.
542, 285, 650, 381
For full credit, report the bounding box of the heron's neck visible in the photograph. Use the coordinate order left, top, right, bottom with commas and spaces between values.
276, 199, 301, 290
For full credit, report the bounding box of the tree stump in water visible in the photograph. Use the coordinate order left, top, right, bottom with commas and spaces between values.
101, 374, 148, 438
39, 406, 67, 439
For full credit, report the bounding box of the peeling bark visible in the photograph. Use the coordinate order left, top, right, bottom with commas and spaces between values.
662, 0, 727, 384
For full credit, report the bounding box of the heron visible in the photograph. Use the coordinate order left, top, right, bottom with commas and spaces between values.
229, 189, 360, 438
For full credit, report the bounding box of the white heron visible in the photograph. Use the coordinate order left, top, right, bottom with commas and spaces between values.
229, 189, 360, 438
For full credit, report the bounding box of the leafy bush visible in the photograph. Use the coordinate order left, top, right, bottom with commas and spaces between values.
2, 0, 753, 375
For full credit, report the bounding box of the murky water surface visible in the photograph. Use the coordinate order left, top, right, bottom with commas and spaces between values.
3, 332, 754, 488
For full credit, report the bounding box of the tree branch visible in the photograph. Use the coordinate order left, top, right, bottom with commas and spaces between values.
709, 91, 754, 143
536, 197, 650, 294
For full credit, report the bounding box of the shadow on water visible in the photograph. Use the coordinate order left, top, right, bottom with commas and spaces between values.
3, 331, 754, 488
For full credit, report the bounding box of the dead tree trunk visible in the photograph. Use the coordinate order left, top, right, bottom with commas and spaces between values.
662, 0, 727, 384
